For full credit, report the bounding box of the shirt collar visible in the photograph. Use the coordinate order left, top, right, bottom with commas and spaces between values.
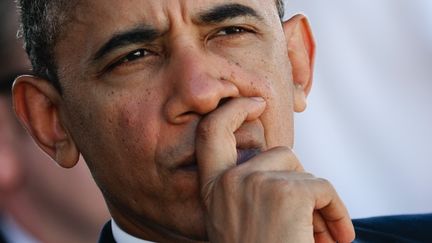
0, 213, 39, 243
111, 219, 155, 243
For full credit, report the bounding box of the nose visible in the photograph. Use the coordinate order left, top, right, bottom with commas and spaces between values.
164, 44, 239, 124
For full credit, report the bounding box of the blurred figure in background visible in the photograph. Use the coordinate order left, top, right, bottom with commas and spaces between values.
0, 1, 110, 242
286, 0, 432, 218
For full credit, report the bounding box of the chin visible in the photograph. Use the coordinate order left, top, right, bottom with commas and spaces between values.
163, 200, 208, 242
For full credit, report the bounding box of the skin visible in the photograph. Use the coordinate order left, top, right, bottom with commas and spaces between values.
13, 0, 355, 242
0, 94, 110, 243
0, 4, 110, 242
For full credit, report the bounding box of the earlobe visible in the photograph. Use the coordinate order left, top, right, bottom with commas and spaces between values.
293, 84, 307, 112
283, 14, 316, 112
12, 75, 79, 168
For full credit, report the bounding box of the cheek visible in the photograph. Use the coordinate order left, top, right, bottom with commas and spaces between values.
65, 90, 163, 184
106, 91, 163, 162
115, 101, 161, 162
224, 44, 294, 148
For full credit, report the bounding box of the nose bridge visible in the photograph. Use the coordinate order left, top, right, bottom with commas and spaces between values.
180, 50, 219, 99
165, 38, 238, 122
173, 41, 211, 91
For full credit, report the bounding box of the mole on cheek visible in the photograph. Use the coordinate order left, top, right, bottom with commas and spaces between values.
146, 88, 151, 96
119, 109, 133, 128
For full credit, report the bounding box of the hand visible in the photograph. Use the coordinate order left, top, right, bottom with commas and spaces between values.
196, 97, 355, 243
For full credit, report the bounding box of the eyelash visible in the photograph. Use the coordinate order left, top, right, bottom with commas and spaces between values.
214, 26, 253, 37
107, 26, 254, 71
108, 49, 154, 70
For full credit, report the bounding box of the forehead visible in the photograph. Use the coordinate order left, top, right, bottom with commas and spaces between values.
69, 0, 277, 35
74, 0, 276, 19
54, 0, 280, 82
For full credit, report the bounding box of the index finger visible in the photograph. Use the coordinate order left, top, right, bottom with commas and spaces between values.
196, 97, 266, 188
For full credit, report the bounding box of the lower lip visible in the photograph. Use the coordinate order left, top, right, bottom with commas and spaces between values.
180, 163, 199, 171
236, 148, 261, 165
179, 148, 261, 171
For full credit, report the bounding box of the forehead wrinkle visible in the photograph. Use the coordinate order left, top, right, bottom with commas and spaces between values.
164, 0, 188, 24
56, 0, 278, 81
162, 1, 266, 29
91, 26, 161, 62
196, 3, 264, 24
58, 1, 170, 72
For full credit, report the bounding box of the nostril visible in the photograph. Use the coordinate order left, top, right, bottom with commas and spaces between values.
217, 97, 232, 108
181, 111, 195, 117
172, 111, 197, 124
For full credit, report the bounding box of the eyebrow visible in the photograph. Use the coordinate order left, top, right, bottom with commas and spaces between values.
197, 3, 263, 24
92, 26, 160, 62
91, 3, 262, 62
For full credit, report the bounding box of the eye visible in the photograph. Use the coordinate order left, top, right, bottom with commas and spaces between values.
214, 26, 252, 37
108, 49, 154, 70
119, 49, 151, 64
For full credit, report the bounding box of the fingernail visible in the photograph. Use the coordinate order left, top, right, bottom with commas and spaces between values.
250, 97, 265, 102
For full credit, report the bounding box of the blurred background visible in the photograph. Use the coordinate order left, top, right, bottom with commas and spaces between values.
1, 1, 431, 242
0, 1, 109, 242
287, 0, 432, 218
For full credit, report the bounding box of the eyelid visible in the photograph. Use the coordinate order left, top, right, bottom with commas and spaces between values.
211, 25, 256, 38
105, 48, 156, 72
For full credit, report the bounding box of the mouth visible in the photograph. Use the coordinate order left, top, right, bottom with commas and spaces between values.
178, 148, 261, 172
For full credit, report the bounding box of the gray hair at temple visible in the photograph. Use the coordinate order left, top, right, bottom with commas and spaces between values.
17, 0, 285, 93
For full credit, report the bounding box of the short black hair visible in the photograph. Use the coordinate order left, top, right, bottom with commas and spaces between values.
18, 0, 285, 92
18, 0, 78, 92
276, 0, 285, 20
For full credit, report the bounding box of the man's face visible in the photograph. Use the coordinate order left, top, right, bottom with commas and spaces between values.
55, 0, 296, 239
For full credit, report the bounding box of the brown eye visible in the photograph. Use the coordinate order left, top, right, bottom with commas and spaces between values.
215, 26, 250, 36
107, 48, 155, 71
120, 49, 150, 64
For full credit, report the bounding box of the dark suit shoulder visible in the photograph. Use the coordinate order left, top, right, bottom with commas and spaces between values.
98, 215, 432, 243
353, 213, 432, 243
0, 230, 6, 243
98, 221, 116, 243
0, 216, 8, 243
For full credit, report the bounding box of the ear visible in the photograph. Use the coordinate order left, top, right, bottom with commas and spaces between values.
12, 75, 79, 168
283, 14, 316, 112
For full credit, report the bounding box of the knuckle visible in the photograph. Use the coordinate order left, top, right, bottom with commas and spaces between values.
274, 179, 297, 196
271, 146, 293, 154
263, 179, 298, 204
266, 146, 293, 160
314, 177, 335, 191
219, 168, 241, 190
270, 146, 303, 171
270, 175, 312, 200
315, 177, 330, 185
302, 172, 315, 178
244, 171, 268, 186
